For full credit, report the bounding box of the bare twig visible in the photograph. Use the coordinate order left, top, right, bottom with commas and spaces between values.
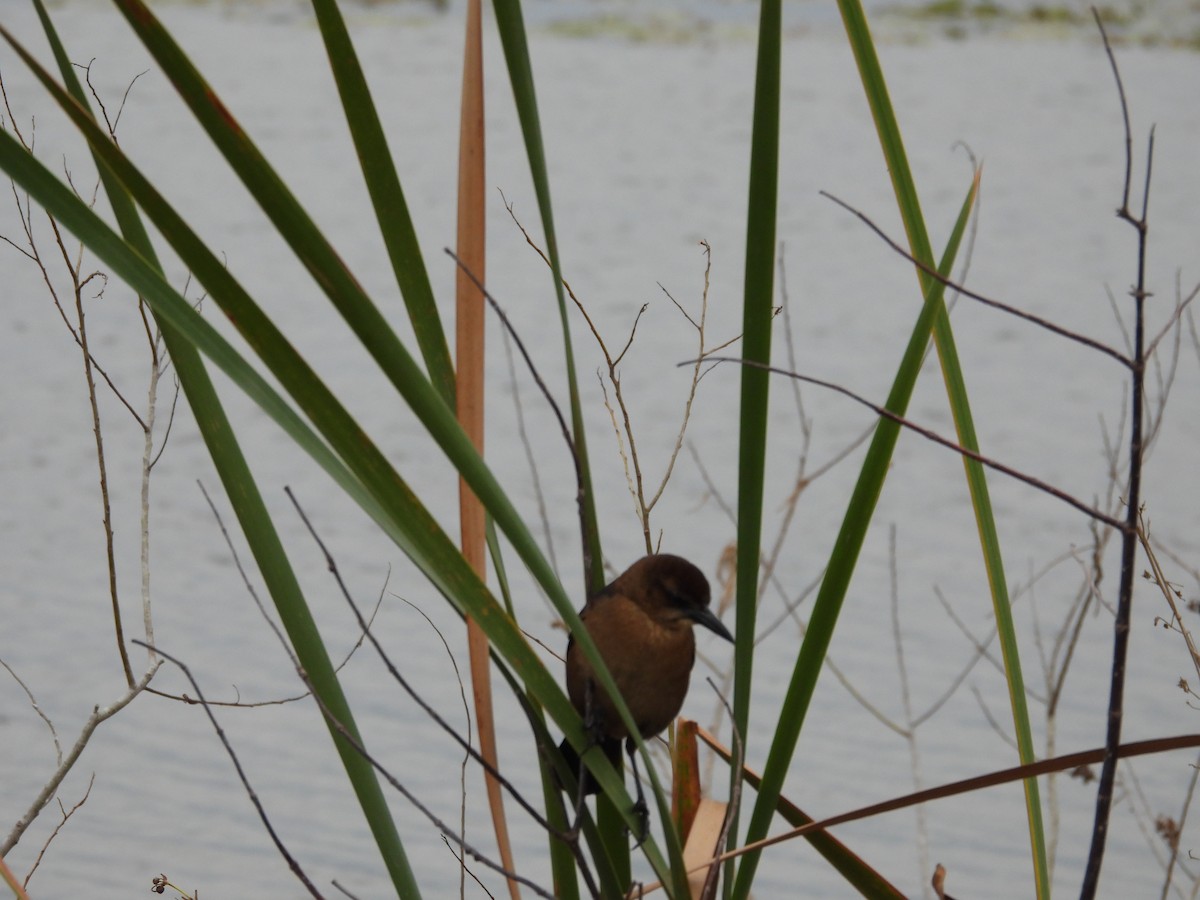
0, 658, 61, 764
139, 311, 163, 664
1, 661, 160, 856
1145, 279, 1200, 363
818, 190, 1133, 369
1081, 10, 1153, 895
503, 195, 727, 551
132, 642, 325, 900
22, 774, 94, 888
283, 488, 556, 835
1138, 515, 1200, 685
970, 683, 1020, 751
443, 835, 498, 900
501, 326, 560, 579
143, 480, 385, 711
888, 526, 932, 896
1048, 532, 1112, 718
694, 356, 1127, 531
398, 597, 474, 897
79, 59, 146, 137
644, 245, 714, 514
1159, 751, 1200, 898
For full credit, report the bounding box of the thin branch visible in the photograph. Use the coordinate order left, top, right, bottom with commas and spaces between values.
970, 683, 1019, 751
644, 244, 715, 518
1139, 515, 1200, 686
139, 305, 162, 663
398, 597, 474, 897
693, 356, 1127, 531
1, 661, 159, 856
888, 525, 932, 896
131, 642, 325, 900
503, 194, 725, 549
1082, 9, 1152, 894
1145, 279, 1200, 361
612, 302, 649, 368
144, 481, 384, 709
501, 326, 560, 579
445, 249, 588, 560
443, 836, 498, 900
1161, 751, 1200, 899
694, 734, 1200, 883
1047, 542, 1107, 717
818, 190, 1133, 369
0, 657, 61, 764
283, 487, 557, 836
79, 60, 146, 137
22, 774, 94, 889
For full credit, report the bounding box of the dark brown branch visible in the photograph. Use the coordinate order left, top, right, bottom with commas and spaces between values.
197, 484, 560, 896
236, 608, 557, 900
700, 732, 1200, 873
283, 487, 559, 838
818, 190, 1133, 370
445, 248, 591, 566
142, 481, 383, 709
130, 641, 324, 900
692, 356, 1127, 532
1094, 7, 1134, 217
1082, 9, 1152, 896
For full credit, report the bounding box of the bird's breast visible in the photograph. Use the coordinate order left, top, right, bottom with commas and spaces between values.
567, 595, 697, 740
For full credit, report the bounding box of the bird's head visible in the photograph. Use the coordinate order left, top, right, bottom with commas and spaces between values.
626, 554, 734, 643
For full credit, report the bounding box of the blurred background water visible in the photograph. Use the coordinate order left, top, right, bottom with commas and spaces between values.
1, 1, 1198, 897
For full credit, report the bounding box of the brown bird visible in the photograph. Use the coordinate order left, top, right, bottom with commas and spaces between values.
558, 554, 734, 813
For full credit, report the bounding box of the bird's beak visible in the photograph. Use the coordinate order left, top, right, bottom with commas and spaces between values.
685, 607, 734, 643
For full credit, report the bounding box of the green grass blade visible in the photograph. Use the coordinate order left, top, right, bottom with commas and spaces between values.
7, 10, 682, 888
729, 0, 782, 890
106, 0, 450, 423
490, 0, 633, 887
0, 66, 493, 641
74, 4, 552, 615
732, 179, 979, 897
307, 0, 455, 406
836, 2, 1048, 893
93, 6, 620, 727
24, 9, 421, 892
705, 735, 906, 898
490, 0, 603, 593
0, 60, 672, 892
0, 104, 607, 796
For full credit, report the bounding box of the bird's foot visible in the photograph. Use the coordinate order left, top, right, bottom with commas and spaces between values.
630, 797, 650, 848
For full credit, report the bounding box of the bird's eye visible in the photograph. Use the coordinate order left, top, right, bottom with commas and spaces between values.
666, 587, 691, 609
